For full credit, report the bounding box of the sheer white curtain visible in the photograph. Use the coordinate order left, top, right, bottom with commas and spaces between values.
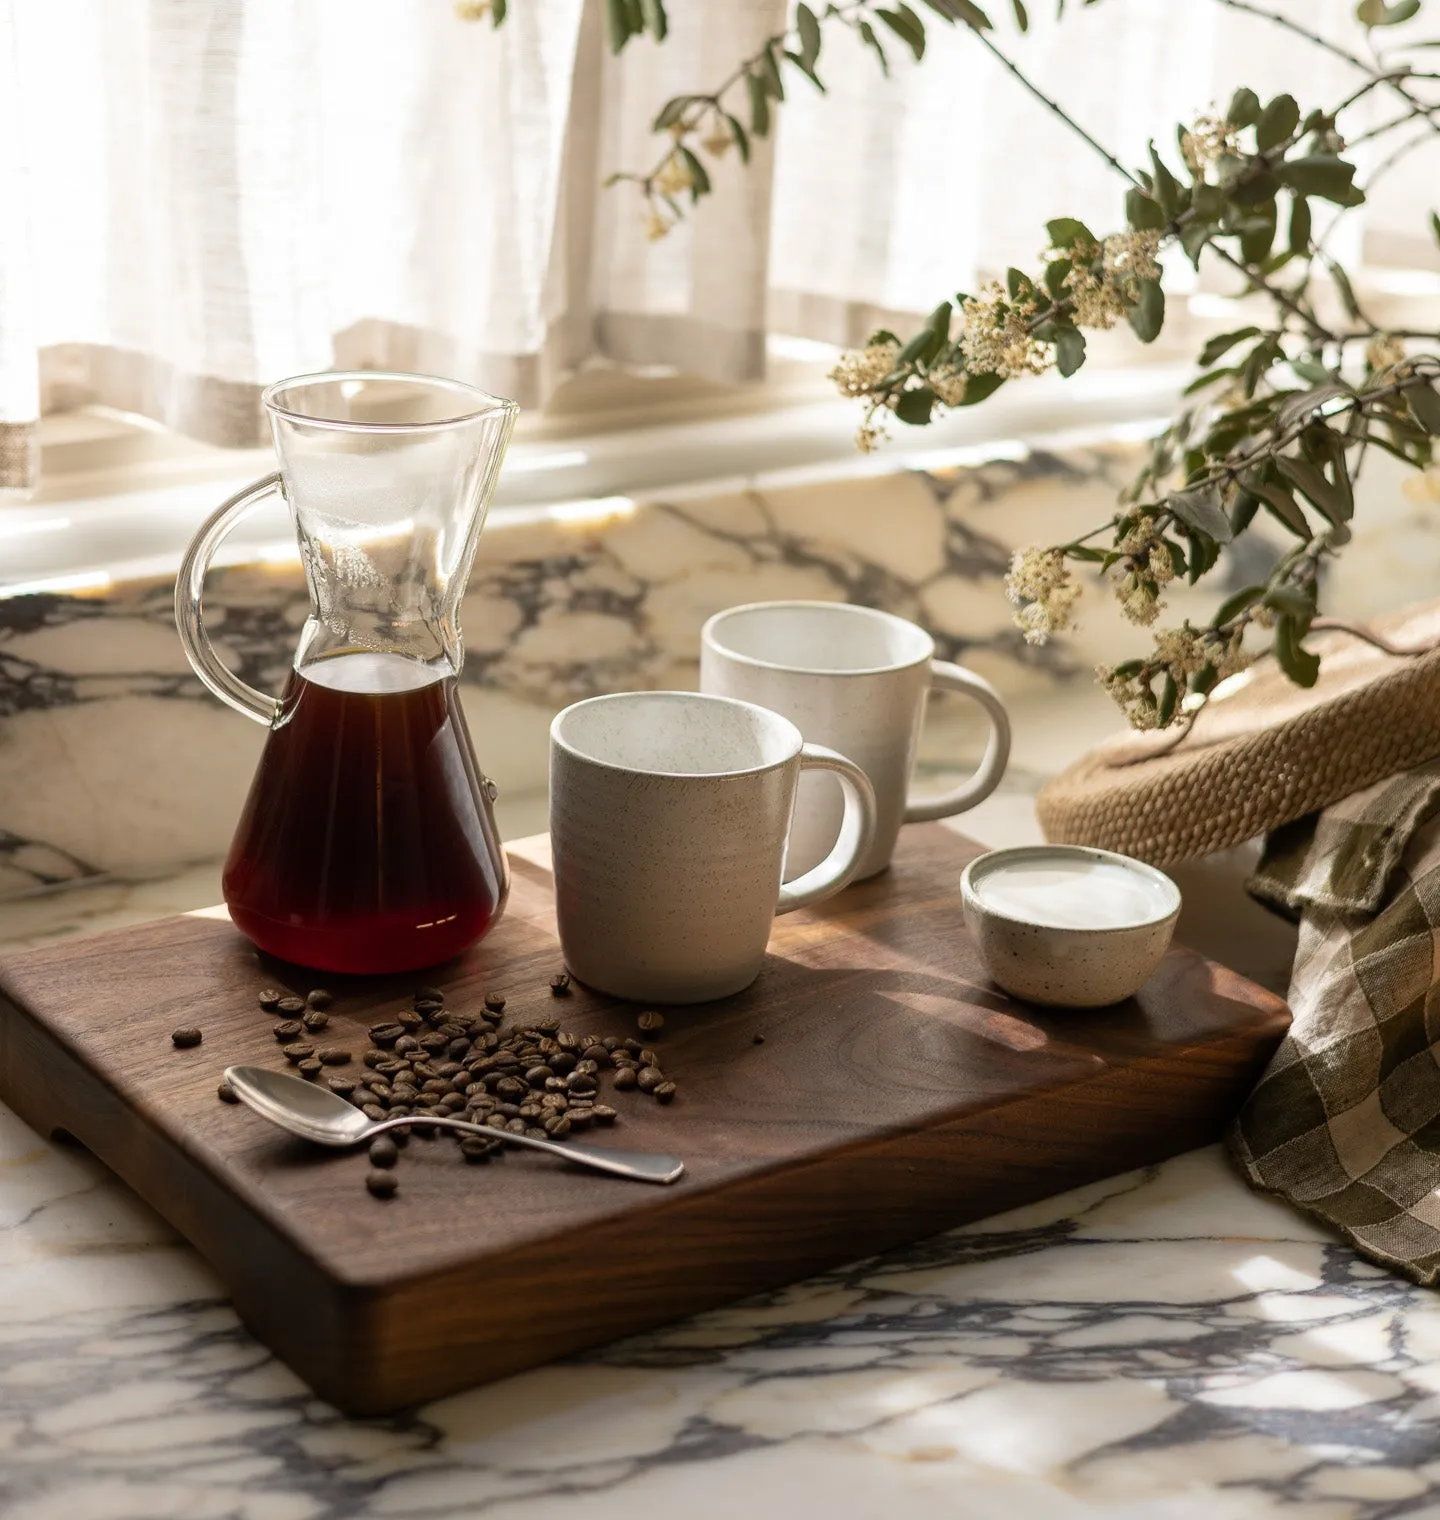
0, 0, 1434, 490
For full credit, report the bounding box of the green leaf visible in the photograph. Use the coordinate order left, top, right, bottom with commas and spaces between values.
1357, 0, 1421, 25
1180, 220, 1214, 266
1229, 492, 1261, 535
639, 0, 667, 40
604, 0, 634, 53
1011, 0, 1030, 27
1329, 259, 1362, 321
1198, 327, 1261, 367
746, 71, 771, 136
1125, 188, 1165, 232
1046, 217, 1095, 250
939, 0, 992, 27
1248, 477, 1312, 537
1055, 326, 1086, 377
924, 299, 954, 335
1256, 93, 1300, 152
896, 326, 943, 365
1157, 672, 1179, 727
759, 41, 786, 98
1227, 87, 1261, 128
1006, 266, 1032, 300
1290, 358, 1331, 385
491, 0, 507, 23
1239, 201, 1277, 264
1044, 257, 1073, 299
678, 146, 711, 203
1277, 455, 1350, 523
894, 386, 936, 425
878, 6, 926, 57
1278, 155, 1358, 202
1184, 366, 1237, 396
1266, 585, 1315, 621
956, 371, 1005, 405
1431, 209, 1440, 246
868, 329, 900, 346
796, 2, 822, 67
653, 96, 691, 131
858, 20, 889, 73
723, 112, 751, 163
1288, 194, 1312, 256
1407, 380, 1440, 435
784, 49, 827, 90
1127, 279, 1165, 343
1168, 483, 1232, 542
1149, 143, 1183, 218
1275, 615, 1320, 687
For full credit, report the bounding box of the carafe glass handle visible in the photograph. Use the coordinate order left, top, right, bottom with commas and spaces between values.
174, 473, 286, 727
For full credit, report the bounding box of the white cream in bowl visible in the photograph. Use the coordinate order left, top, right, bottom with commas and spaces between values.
960, 845, 1181, 1008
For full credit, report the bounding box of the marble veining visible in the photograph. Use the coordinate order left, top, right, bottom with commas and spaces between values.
1, 1129, 1437, 1519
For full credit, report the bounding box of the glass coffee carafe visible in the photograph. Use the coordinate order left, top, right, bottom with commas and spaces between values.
176, 372, 518, 975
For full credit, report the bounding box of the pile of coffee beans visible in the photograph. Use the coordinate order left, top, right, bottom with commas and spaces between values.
241, 978, 678, 1201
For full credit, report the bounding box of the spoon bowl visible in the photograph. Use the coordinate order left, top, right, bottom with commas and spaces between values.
224, 1066, 685, 1185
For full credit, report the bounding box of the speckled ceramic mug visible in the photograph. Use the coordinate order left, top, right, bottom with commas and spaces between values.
701, 601, 1011, 880
549, 691, 877, 1003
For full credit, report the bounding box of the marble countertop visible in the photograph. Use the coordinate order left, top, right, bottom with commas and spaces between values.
1, 797, 1435, 1519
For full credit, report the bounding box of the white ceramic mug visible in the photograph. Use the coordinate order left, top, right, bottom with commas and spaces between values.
700, 601, 1011, 880
549, 691, 877, 1004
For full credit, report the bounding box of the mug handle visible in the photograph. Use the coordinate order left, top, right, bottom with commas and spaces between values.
174, 474, 286, 726
903, 661, 1011, 823
777, 745, 877, 914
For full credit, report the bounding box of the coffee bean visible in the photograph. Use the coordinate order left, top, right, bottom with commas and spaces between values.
418, 1032, 449, 1054
283, 1043, 315, 1064
549, 973, 571, 996
318, 1047, 351, 1066
217, 1080, 238, 1103
484, 992, 506, 1013
273, 1020, 305, 1042
543, 1114, 571, 1137
623, 1037, 644, 1054
639, 1046, 660, 1066
447, 1038, 470, 1062
581, 1045, 610, 1065
496, 1102, 521, 1118
566, 1107, 594, 1130
638, 1011, 664, 1034
506, 1117, 526, 1134
397, 1010, 423, 1030
302, 1010, 329, 1032
591, 1103, 618, 1125
636, 1066, 663, 1093
327, 1077, 358, 1097
258, 988, 283, 1011
394, 1034, 420, 1053
276, 996, 306, 1016
170, 1027, 202, 1049
525, 1065, 553, 1086
496, 1076, 527, 1100
414, 985, 445, 1004
368, 1023, 405, 1047
298, 1058, 323, 1079
575, 1059, 599, 1077
461, 1137, 499, 1162
368, 1136, 399, 1168
485, 1113, 507, 1130
753, 1033, 765, 1044
653, 1081, 677, 1104
566, 1073, 597, 1095
613, 1067, 638, 1091
556, 1031, 580, 1051
366, 1170, 398, 1200
602, 1036, 621, 1051
306, 988, 333, 1010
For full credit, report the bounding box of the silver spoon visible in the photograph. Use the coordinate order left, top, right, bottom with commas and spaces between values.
224, 1065, 685, 1185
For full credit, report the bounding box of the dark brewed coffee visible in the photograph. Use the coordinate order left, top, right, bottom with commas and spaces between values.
223, 652, 505, 973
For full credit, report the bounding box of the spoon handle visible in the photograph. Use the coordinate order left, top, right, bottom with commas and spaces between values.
367, 1114, 685, 1185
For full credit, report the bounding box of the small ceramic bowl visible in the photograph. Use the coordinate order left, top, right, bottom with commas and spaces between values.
960, 844, 1181, 1008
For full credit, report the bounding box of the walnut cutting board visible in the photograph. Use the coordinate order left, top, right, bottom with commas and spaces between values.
0, 826, 1288, 1415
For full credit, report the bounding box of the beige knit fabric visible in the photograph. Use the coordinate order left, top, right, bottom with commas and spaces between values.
1038, 601, 1440, 867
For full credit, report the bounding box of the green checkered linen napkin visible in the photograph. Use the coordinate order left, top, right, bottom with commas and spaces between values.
1232, 761, 1440, 1282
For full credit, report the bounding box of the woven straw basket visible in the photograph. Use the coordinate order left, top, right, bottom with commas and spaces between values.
1037, 600, 1440, 867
